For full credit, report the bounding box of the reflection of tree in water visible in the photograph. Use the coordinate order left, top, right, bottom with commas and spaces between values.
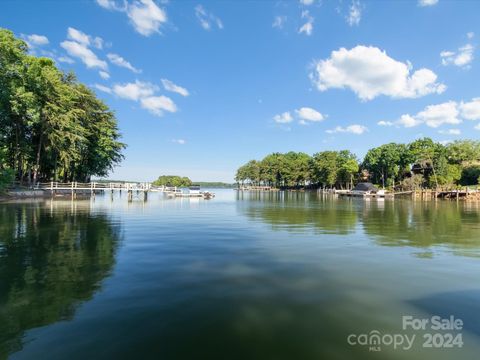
0, 201, 121, 358
360, 200, 480, 255
237, 192, 358, 235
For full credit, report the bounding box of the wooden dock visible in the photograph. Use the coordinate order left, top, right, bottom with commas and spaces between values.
34, 182, 215, 201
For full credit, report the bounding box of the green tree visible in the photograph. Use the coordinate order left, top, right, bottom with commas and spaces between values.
0, 28, 125, 184
152, 175, 192, 187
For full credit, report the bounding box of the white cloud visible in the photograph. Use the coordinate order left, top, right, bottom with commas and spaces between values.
397, 114, 421, 128
99, 71, 110, 79
107, 53, 141, 73
60, 40, 108, 70
112, 80, 157, 101
467, 32, 474, 39
389, 101, 461, 129
310, 45, 445, 101
441, 43, 474, 68
195, 5, 223, 31
172, 139, 186, 145
346, 0, 362, 26
475, 123, 480, 131
22, 34, 49, 47
127, 0, 167, 36
295, 107, 325, 123
300, 0, 315, 5
110, 80, 178, 117
377, 120, 394, 126
438, 129, 461, 135
273, 112, 293, 124
58, 56, 75, 64
418, 0, 438, 6
96, 0, 126, 11
460, 98, 480, 120
93, 84, 112, 94
326, 124, 368, 134
416, 101, 461, 128
161, 79, 189, 97
67, 28, 87, 45
140, 95, 177, 116
298, 10, 314, 36
97, 0, 167, 36
272, 16, 287, 29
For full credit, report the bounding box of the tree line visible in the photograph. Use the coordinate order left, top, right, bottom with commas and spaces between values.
235, 138, 480, 190
0, 28, 124, 187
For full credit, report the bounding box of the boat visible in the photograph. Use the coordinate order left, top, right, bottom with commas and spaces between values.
338, 182, 392, 199
173, 186, 215, 199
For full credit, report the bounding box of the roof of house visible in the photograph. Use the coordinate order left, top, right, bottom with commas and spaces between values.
353, 182, 379, 192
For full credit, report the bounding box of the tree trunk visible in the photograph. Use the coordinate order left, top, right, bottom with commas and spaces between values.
33, 134, 43, 185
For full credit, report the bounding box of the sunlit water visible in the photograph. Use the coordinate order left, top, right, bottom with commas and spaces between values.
1, 190, 480, 360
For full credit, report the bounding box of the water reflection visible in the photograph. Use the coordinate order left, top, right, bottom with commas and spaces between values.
236, 191, 358, 234
238, 192, 480, 256
0, 200, 121, 358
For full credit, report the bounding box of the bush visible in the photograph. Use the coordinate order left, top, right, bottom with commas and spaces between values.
460, 166, 480, 186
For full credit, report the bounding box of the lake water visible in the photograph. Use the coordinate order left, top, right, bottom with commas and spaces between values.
1, 190, 480, 360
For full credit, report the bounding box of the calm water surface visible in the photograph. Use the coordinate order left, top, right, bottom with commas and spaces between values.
1, 190, 480, 359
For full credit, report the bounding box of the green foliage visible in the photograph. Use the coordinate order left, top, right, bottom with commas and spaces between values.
0, 28, 125, 184
0, 148, 14, 192
236, 150, 358, 189
460, 166, 480, 186
152, 175, 192, 187
236, 138, 480, 190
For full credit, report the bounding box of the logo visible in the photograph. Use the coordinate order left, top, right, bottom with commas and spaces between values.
347, 315, 464, 352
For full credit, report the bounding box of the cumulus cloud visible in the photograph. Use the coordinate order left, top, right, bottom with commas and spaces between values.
416, 101, 460, 128
195, 5, 223, 30
112, 80, 157, 101
21, 34, 49, 48
128, 0, 167, 36
272, 16, 287, 29
67, 27, 104, 49
300, 0, 315, 5
346, 0, 362, 26
298, 10, 314, 36
161, 79, 189, 97
295, 107, 325, 124
110, 80, 177, 117
97, 0, 167, 36
475, 124, 480, 131
441, 43, 474, 68
60, 40, 108, 70
310, 45, 446, 101
172, 139, 186, 145
107, 53, 141, 73
326, 124, 368, 134
418, 0, 438, 6
467, 32, 474, 40
460, 98, 480, 120
384, 100, 464, 129
273, 112, 293, 124
140, 95, 177, 116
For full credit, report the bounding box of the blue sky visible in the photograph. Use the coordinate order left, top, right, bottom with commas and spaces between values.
1, 0, 480, 182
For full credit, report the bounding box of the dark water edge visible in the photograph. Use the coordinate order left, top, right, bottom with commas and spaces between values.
1, 190, 480, 360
